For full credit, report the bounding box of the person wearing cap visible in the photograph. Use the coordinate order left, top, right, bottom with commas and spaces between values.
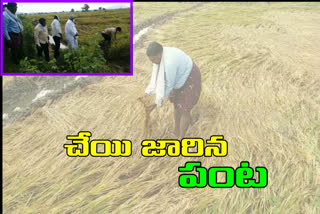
3, 3, 24, 64
144, 41, 202, 138
65, 15, 78, 50
51, 15, 62, 59
34, 18, 50, 61
101, 27, 122, 45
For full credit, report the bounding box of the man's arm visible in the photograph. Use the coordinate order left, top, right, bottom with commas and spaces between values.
72, 24, 78, 37
46, 28, 49, 43
54, 21, 63, 38
3, 14, 11, 41
57, 22, 63, 38
52, 21, 57, 34
146, 104, 156, 113
34, 27, 40, 46
57, 22, 62, 35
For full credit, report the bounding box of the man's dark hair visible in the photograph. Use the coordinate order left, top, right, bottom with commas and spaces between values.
54, 15, 59, 20
146, 41, 163, 56
39, 18, 46, 25
7, 3, 17, 13
7, 3, 17, 8
116, 27, 122, 32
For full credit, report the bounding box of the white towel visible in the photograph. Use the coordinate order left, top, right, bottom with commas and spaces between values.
145, 48, 167, 107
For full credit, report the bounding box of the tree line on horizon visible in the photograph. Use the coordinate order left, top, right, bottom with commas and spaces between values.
11, 4, 127, 15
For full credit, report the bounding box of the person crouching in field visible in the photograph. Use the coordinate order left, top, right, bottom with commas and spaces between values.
51, 15, 62, 59
34, 18, 50, 62
3, 3, 24, 64
145, 41, 202, 138
65, 15, 78, 50
101, 27, 122, 45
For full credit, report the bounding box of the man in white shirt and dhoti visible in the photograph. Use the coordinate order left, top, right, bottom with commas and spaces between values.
65, 15, 78, 50
145, 41, 202, 138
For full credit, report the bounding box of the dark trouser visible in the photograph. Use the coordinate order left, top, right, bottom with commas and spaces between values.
169, 62, 202, 113
8, 32, 24, 64
101, 33, 111, 64
37, 43, 49, 61
102, 33, 111, 45
53, 36, 61, 59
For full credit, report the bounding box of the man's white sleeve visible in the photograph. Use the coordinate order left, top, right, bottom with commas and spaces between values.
34, 27, 40, 46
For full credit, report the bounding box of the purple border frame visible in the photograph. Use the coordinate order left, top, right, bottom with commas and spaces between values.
1, 0, 133, 76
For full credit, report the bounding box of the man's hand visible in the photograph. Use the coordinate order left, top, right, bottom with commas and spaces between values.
145, 91, 153, 97
137, 95, 156, 114
145, 104, 156, 114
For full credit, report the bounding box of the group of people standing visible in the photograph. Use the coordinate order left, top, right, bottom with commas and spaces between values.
34, 15, 78, 61
34, 15, 64, 61
3, 2, 79, 63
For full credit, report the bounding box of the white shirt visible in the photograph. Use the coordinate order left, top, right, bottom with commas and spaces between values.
34, 23, 49, 46
162, 47, 193, 100
51, 19, 62, 38
145, 47, 193, 106
102, 28, 117, 38
65, 19, 77, 41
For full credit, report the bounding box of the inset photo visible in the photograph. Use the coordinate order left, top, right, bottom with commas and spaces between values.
1, 2, 132, 75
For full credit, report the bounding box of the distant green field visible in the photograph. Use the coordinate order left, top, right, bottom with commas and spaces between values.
26, 9, 130, 45
3, 9, 131, 73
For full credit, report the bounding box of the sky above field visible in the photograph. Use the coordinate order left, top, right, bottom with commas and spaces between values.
4, 3, 130, 14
